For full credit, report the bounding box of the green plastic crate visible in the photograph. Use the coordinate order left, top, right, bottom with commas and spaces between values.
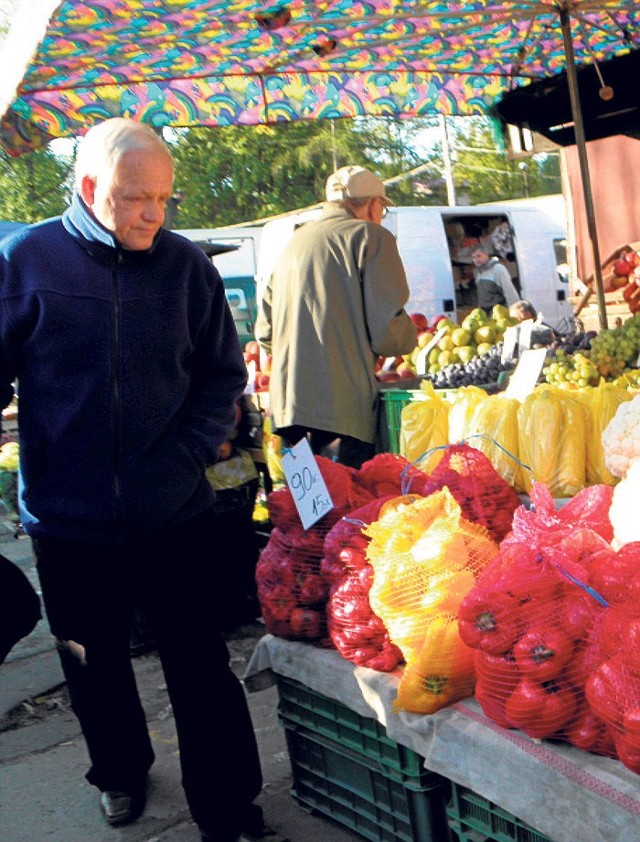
378, 389, 424, 454
276, 675, 431, 785
283, 720, 452, 842
447, 782, 552, 842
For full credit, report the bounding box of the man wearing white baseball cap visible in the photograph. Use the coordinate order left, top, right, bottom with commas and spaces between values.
256, 165, 416, 468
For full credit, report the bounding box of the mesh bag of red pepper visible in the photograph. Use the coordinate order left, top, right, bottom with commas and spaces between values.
266, 454, 373, 530
353, 452, 430, 498
256, 522, 333, 643
584, 543, 640, 773
420, 443, 521, 542
507, 481, 615, 546
365, 488, 500, 714
324, 495, 403, 671
457, 489, 640, 768
257, 455, 374, 643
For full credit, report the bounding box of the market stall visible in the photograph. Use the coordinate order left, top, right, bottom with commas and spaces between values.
247, 634, 640, 842
247, 342, 640, 842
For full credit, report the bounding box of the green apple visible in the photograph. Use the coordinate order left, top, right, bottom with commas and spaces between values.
457, 345, 476, 364
474, 325, 496, 344
451, 327, 471, 347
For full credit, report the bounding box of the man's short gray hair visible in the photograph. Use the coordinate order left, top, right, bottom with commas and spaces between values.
74, 118, 173, 187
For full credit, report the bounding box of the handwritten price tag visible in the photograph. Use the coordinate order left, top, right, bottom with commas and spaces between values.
281, 438, 334, 529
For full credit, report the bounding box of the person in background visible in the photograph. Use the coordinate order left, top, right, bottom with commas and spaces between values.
509, 299, 538, 322
255, 165, 416, 468
490, 219, 515, 261
471, 244, 520, 314
509, 299, 558, 346
0, 118, 280, 842
0, 553, 41, 664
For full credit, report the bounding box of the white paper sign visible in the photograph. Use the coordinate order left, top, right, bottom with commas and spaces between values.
505, 347, 548, 403
281, 438, 334, 529
517, 319, 534, 353
501, 324, 519, 364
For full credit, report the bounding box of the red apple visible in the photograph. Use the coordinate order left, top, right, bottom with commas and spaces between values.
244, 339, 260, 355
626, 250, 640, 269
243, 351, 260, 365
376, 370, 402, 382
614, 258, 632, 277
410, 312, 428, 331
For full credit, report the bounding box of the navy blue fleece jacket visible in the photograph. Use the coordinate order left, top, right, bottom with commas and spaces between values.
0, 194, 247, 541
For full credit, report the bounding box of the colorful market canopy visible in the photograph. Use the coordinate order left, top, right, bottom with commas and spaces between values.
0, 1, 639, 157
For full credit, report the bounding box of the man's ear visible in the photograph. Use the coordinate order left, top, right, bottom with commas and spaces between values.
80, 175, 97, 207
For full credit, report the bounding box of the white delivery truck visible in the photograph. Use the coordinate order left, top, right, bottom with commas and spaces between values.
255, 204, 574, 331
174, 225, 264, 345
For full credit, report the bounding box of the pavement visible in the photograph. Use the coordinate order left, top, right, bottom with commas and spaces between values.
0, 520, 363, 842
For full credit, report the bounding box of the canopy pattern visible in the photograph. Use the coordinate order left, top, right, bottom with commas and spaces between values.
0, 0, 638, 155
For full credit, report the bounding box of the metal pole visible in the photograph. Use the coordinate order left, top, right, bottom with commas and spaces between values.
559, 4, 608, 329
439, 114, 457, 206
330, 119, 338, 171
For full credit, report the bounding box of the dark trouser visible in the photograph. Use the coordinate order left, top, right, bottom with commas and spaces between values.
33, 506, 263, 839
277, 425, 375, 469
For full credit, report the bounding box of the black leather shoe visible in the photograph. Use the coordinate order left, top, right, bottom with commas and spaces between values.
100, 787, 146, 826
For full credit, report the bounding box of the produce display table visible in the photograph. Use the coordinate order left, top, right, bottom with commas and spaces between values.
246, 634, 640, 842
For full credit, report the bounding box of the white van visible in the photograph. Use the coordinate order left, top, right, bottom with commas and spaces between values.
255, 205, 574, 331
174, 226, 264, 345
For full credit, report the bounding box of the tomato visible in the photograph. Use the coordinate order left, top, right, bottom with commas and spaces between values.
361, 642, 403, 672
319, 554, 345, 586
565, 710, 616, 757
289, 607, 323, 640
504, 679, 577, 739
298, 573, 328, 605
496, 543, 562, 604
474, 651, 521, 729
598, 602, 640, 659
585, 653, 640, 739
622, 706, 640, 752
513, 625, 574, 681
557, 592, 600, 641
357, 564, 374, 591
587, 545, 640, 605
260, 584, 296, 621
458, 588, 521, 655
338, 545, 368, 572
614, 734, 640, 774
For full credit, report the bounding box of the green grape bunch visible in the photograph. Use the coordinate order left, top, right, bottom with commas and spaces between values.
586, 313, 640, 380
543, 350, 599, 387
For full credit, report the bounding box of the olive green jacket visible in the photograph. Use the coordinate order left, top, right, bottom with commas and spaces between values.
255, 204, 416, 444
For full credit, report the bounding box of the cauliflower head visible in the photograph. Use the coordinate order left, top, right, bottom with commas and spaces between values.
609, 458, 640, 549
601, 393, 640, 478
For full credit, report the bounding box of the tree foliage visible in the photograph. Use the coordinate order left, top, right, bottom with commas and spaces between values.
168, 116, 435, 227
0, 147, 72, 222
0, 114, 561, 227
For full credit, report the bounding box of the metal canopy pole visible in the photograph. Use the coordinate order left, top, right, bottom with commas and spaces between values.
559, 3, 608, 329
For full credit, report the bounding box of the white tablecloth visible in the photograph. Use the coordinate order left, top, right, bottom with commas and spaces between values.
246, 635, 640, 842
